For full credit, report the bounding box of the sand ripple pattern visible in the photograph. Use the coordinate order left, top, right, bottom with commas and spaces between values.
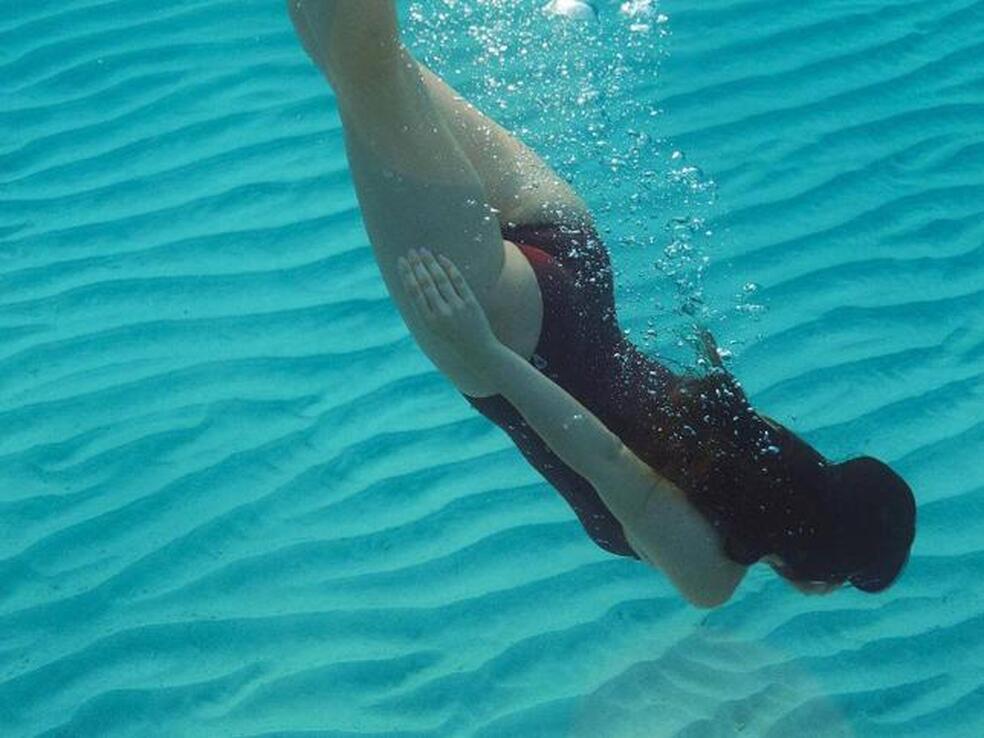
1, 1, 982, 737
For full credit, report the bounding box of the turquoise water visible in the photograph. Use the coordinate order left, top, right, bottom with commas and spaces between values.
2, 1, 982, 736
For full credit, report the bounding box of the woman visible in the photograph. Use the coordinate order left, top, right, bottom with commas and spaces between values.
288, 1, 916, 607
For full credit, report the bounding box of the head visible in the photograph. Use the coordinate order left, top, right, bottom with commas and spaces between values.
767, 430, 917, 594
613, 354, 917, 596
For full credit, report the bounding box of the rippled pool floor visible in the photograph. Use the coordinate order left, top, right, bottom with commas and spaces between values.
2, 1, 983, 737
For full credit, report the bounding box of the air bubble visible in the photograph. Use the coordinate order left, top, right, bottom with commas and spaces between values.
542, 0, 599, 22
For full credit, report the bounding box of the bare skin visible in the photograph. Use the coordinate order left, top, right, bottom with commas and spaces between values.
287, 0, 588, 397
763, 555, 843, 595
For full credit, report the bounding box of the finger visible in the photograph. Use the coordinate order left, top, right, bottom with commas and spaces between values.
420, 249, 463, 306
398, 257, 433, 319
439, 254, 477, 303
398, 257, 430, 318
408, 250, 446, 313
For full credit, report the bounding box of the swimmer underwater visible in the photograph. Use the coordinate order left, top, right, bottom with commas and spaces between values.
287, 1, 916, 608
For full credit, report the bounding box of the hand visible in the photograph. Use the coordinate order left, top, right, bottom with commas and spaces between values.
398, 248, 500, 361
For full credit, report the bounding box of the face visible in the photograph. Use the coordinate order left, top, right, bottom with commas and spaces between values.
787, 578, 843, 595
763, 555, 844, 596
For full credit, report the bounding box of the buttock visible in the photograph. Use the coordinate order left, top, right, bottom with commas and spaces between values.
501, 222, 616, 305
502, 222, 621, 382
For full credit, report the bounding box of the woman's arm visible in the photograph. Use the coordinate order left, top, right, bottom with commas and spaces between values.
400, 249, 747, 607
481, 342, 657, 523
483, 336, 748, 606
399, 249, 654, 522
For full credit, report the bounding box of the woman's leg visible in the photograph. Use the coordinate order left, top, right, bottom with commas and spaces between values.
289, 0, 505, 306
287, 1, 587, 392
414, 62, 592, 230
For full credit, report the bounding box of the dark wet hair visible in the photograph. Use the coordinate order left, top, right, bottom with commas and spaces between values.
616, 349, 917, 594
758, 428, 917, 592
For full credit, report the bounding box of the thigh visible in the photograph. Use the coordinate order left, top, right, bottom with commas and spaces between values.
417, 62, 593, 230
288, 4, 551, 392
330, 56, 544, 395
290, 1, 506, 301
334, 64, 504, 297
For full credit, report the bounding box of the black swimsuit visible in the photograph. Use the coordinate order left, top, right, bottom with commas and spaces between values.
464, 222, 674, 558
464, 222, 840, 574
